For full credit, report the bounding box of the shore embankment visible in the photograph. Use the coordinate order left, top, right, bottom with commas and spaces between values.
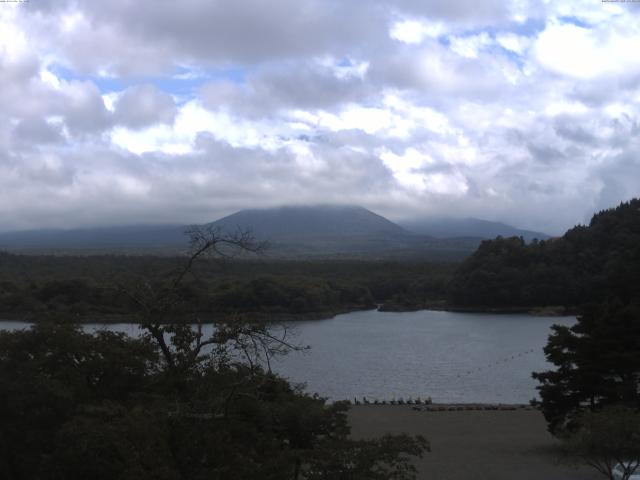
0, 302, 579, 325
379, 303, 577, 316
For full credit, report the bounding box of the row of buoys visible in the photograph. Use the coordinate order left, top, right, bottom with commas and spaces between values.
348, 396, 432, 405
456, 348, 538, 378
346, 399, 537, 411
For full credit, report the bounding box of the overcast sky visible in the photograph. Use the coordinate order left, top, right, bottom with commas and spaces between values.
1, 0, 640, 234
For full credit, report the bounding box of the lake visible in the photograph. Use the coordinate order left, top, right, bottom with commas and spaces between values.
0, 309, 575, 404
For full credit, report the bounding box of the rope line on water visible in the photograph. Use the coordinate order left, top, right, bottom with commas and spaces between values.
456, 348, 539, 378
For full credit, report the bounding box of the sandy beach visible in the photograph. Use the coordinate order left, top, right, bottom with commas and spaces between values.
348, 405, 600, 480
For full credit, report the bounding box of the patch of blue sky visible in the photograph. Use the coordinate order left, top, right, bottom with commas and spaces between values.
171, 65, 247, 84
510, 18, 546, 37
47, 63, 247, 100
436, 18, 545, 67
437, 36, 450, 47
488, 44, 526, 68
557, 16, 592, 28
150, 75, 207, 99
448, 17, 546, 41
150, 67, 246, 103
436, 36, 523, 68
49, 63, 125, 92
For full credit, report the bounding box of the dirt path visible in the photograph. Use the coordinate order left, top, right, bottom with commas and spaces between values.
348, 405, 600, 480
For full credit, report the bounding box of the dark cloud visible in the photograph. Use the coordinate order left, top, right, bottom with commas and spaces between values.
62, 81, 112, 135
114, 84, 177, 128
385, 0, 510, 22
526, 142, 566, 164
30, 0, 385, 75
553, 119, 597, 146
201, 61, 370, 117
11, 118, 64, 147
368, 41, 517, 102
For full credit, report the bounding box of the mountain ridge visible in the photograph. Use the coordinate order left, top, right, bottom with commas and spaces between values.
0, 205, 550, 258
399, 217, 549, 242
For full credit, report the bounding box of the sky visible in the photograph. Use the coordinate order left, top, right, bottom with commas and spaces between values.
1, 0, 640, 235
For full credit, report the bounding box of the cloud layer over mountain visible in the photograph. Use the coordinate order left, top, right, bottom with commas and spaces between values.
1, 0, 639, 233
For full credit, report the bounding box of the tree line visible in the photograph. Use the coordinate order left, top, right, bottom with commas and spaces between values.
0, 253, 453, 320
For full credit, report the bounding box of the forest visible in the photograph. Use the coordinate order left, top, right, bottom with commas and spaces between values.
449, 198, 640, 309
0, 254, 454, 321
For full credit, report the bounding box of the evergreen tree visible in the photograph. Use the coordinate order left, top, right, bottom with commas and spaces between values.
533, 301, 640, 434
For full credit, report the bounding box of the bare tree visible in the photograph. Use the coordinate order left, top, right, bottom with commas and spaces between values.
116, 225, 302, 374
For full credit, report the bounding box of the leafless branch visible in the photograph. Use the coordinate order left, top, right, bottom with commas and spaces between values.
109, 225, 307, 377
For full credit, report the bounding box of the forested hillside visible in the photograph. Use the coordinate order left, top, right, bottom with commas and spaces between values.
450, 199, 640, 308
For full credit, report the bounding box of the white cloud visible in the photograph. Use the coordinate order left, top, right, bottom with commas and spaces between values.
534, 19, 640, 79
544, 100, 589, 116
0, 6, 29, 61
390, 19, 446, 44
449, 32, 493, 58
0, 0, 639, 234
496, 33, 530, 54
380, 147, 468, 195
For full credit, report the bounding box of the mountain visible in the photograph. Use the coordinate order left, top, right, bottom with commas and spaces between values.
0, 205, 415, 255
0, 205, 486, 259
209, 205, 432, 257
210, 205, 408, 240
399, 217, 550, 242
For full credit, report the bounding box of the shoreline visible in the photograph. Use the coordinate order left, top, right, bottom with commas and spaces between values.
0, 307, 367, 325
379, 303, 577, 316
0, 304, 577, 325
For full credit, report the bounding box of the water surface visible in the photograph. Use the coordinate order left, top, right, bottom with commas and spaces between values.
1, 310, 574, 404
270, 309, 574, 404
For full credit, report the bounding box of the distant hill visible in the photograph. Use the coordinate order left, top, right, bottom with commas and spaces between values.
399, 217, 549, 242
449, 198, 640, 308
0, 225, 186, 251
